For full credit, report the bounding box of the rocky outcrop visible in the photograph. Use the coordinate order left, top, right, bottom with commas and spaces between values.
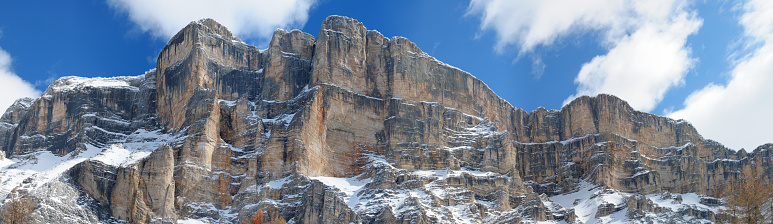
0, 98, 34, 155
514, 95, 745, 197
1, 74, 156, 157
156, 18, 262, 131
0, 16, 769, 223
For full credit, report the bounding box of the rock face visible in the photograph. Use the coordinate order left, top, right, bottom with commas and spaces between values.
0, 16, 769, 223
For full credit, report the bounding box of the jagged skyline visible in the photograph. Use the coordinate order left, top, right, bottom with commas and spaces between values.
0, 0, 770, 150
0, 16, 759, 223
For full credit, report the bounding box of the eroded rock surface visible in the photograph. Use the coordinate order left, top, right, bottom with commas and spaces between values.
0, 16, 769, 223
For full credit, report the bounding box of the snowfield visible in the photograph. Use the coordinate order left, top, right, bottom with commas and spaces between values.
0, 128, 177, 200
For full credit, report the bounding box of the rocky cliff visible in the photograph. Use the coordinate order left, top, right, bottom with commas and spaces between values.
0, 16, 769, 223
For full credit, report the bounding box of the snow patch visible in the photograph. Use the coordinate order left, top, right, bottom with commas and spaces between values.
262, 112, 296, 126
91, 144, 151, 167
0, 128, 177, 198
550, 180, 630, 223
0, 144, 104, 197
308, 175, 371, 208
178, 218, 210, 224
218, 99, 237, 107
266, 176, 291, 189
47, 76, 140, 93
646, 192, 721, 213
412, 169, 499, 179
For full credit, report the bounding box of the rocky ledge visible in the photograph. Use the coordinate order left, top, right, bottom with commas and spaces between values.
0, 16, 769, 223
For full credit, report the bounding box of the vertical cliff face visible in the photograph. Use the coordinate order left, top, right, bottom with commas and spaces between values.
262, 29, 315, 101
156, 18, 263, 131
0, 98, 34, 154
312, 16, 370, 95
0, 16, 769, 223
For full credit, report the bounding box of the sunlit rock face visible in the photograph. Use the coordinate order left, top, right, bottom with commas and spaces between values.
0, 16, 767, 223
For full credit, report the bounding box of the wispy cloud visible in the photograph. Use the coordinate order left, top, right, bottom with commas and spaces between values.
467, 0, 701, 112
34, 73, 59, 89
669, 0, 773, 150
530, 56, 546, 79
0, 47, 41, 112
107, 0, 316, 44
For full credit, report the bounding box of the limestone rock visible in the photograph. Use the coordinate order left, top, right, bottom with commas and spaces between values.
0, 97, 34, 124
0, 15, 769, 224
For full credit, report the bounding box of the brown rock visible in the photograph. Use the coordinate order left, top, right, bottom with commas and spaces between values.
2, 15, 768, 224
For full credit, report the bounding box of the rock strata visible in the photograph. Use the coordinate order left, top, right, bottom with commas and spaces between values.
0, 16, 769, 223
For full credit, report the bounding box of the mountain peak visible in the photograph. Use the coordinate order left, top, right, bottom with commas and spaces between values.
0, 15, 764, 224
166, 18, 241, 47
320, 15, 364, 31
563, 93, 633, 111
0, 97, 34, 124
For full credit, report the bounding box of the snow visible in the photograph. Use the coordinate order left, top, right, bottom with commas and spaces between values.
281, 51, 300, 57
550, 180, 630, 223
218, 99, 237, 107
546, 180, 722, 223
178, 218, 210, 224
0, 128, 178, 199
87, 128, 176, 168
308, 175, 371, 208
514, 134, 602, 146
48, 76, 140, 93
342, 153, 514, 223
444, 120, 503, 150
18, 98, 34, 107
654, 142, 693, 150
123, 128, 178, 151
0, 143, 105, 197
310, 176, 369, 196
316, 82, 384, 101
632, 170, 651, 177
0, 157, 14, 169
88, 125, 128, 137
646, 192, 721, 213
709, 158, 741, 163
82, 113, 132, 126
266, 176, 291, 189
595, 208, 630, 223
412, 169, 499, 179
91, 144, 151, 167
262, 112, 296, 126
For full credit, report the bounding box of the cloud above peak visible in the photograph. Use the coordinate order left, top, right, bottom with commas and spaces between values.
669, 0, 773, 150
0, 47, 41, 112
467, 0, 772, 150
107, 0, 315, 42
566, 12, 701, 112
467, 0, 685, 54
467, 0, 700, 113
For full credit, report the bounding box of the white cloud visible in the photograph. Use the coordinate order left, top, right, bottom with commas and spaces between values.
669, 0, 773, 150
0, 47, 41, 112
107, 0, 315, 41
565, 13, 701, 112
467, 0, 700, 112
467, 0, 683, 53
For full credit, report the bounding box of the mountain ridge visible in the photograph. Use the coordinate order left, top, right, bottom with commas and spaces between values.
0, 15, 768, 223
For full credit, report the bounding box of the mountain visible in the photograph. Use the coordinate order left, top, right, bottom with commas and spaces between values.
0, 16, 770, 224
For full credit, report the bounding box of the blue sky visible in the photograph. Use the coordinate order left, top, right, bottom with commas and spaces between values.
0, 0, 770, 150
